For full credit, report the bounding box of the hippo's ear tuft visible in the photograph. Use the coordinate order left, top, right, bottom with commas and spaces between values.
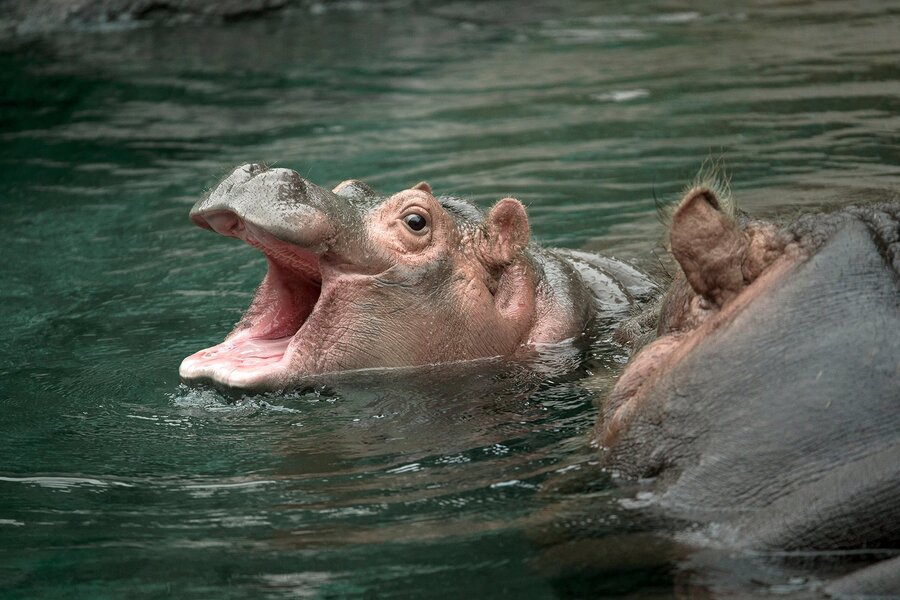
483, 198, 530, 266
669, 187, 748, 306
412, 181, 432, 194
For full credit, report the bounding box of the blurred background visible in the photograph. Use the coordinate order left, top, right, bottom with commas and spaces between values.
1, 1, 899, 598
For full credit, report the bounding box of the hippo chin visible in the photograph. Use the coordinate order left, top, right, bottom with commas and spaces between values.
180, 163, 654, 392
596, 183, 900, 595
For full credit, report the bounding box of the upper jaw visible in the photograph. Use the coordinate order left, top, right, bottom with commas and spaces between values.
189, 164, 382, 272
193, 209, 324, 285
189, 163, 348, 252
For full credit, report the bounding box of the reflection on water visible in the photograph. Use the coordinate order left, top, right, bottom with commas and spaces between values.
1, 0, 899, 597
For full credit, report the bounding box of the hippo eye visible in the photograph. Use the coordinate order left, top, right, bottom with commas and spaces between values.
402, 213, 429, 233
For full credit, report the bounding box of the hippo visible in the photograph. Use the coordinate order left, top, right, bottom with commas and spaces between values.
594, 182, 900, 597
180, 163, 655, 392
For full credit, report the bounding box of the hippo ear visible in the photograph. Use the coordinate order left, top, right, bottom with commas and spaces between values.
482, 198, 530, 266
669, 187, 749, 306
412, 181, 432, 194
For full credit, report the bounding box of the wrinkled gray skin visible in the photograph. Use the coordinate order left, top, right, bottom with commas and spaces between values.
598, 197, 900, 598
181, 163, 655, 392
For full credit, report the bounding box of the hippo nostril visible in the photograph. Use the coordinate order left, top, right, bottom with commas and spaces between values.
197, 211, 244, 238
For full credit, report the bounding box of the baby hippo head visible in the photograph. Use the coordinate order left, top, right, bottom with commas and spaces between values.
180, 164, 539, 392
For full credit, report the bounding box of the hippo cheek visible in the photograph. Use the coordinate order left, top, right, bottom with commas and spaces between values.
595, 253, 804, 448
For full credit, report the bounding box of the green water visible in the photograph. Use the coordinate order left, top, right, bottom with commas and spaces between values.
1, 1, 899, 598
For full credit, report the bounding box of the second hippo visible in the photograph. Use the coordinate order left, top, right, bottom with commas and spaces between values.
593, 181, 900, 596
180, 163, 655, 392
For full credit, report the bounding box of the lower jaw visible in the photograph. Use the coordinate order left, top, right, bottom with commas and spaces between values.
178, 332, 296, 392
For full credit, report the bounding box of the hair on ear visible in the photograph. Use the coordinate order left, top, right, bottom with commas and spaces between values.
691, 156, 734, 216
658, 157, 735, 228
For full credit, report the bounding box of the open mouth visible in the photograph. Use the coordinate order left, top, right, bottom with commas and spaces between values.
179, 211, 322, 390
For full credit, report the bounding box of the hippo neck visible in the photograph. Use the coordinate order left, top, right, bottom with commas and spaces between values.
524, 248, 595, 344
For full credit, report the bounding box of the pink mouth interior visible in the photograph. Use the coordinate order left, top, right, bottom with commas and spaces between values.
179, 212, 322, 390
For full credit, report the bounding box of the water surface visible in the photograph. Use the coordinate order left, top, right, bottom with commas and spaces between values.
2, 1, 899, 597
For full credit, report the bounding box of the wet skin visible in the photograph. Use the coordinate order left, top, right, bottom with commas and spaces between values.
180, 164, 655, 392
595, 186, 900, 596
